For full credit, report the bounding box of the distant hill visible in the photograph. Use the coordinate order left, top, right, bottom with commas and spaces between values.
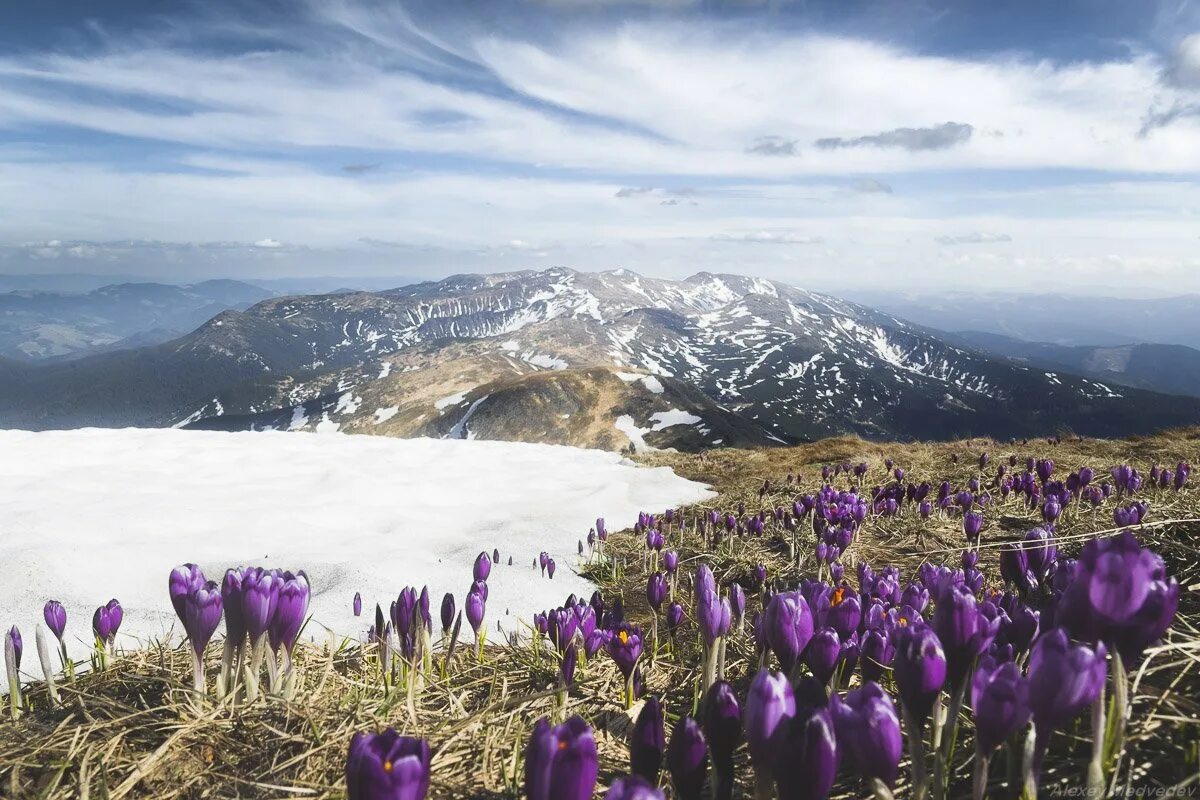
850, 290, 1200, 348
0, 280, 273, 360
3, 268, 1199, 449
947, 331, 1200, 399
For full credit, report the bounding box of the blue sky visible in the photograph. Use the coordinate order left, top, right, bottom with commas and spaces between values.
1, 0, 1198, 293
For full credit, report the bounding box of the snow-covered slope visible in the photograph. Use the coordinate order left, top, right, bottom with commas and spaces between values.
0, 429, 713, 666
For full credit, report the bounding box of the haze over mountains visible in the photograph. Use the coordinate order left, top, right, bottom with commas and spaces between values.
3, 268, 1200, 450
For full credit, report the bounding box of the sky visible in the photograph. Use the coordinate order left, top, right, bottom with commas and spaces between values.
0, 0, 1198, 294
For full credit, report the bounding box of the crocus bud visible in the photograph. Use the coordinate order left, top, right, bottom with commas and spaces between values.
763, 591, 814, 674
647, 573, 667, 611
547, 559, 557, 580
702, 681, 742, 800
772, 695, 838, 800
43, 601, 67, 641
92, 599, 123, 645
560, 643, 578, 689
665, 716, 708, 800
606, 775, 665, 800
346, 728, 431, 800
524, 716, 598, 800
1028, 629, 1107, 767
663, 551, 679, 574
184, 580, 224, 658
893, 623, 947, 730
934, 584, 1000, 688
169, 563, 206, 627
269, 571, 310, 655
970, 654, 1031, 755
465, 588, 486, 634
666, 603, 684, 637
474, 552, 492, 582
832, 681, 902, 788
744, 669, 795, 782
629, 695, 665, 782
241, 568, 280, 645
352, 592, 363, 617
440, 593, 455, 635
806, 628, 842, 685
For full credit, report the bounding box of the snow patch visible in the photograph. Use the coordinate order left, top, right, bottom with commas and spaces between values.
0, 429, 713, 665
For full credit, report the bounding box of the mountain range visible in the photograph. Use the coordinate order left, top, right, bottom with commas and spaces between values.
0, 280, 272, 361
3, 268, 1199, 450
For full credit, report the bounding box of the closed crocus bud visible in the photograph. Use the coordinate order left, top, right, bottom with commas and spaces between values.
93, 599, 123, 644
772, 696, 838, 800
474, 552, 492, 583
353, 592, 363, 617
893, 467, 905, 482
241, 568, 281, 645
169, 563, 206, 627
663, 551, 679, 574
893, 624, 947, 730
493, 547, 500, 564
646, 573, 667, 611
971, 654, 1031, 755
744, 669, 795, 782
963, 511, 984, 544
763, 591, 815, 674
831, 681, 903, 788
666, 603, 684, 637
525, 716, 599, 800
547, 559, 557, 580
753, 563, 768, 586
860, 628, 895, 682
728, 584, 746, 627
629, 695, 665, 782
1028, 629, 1107, 765
918, 500, 932, 519
702, 681, 742, 799
560, 643, 578, 689
465, 588, 486, 634
440, 593, 455, 634
806, 628, 842, 685
184, 580, 224, 658
666, 716, 709, 800
346, 728, 431, 800
269, 571, 310, 655
43, 601, 67, 641
606, 775, 665, 800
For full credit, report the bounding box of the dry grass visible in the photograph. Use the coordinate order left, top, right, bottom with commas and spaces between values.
2, 429, 1199, 798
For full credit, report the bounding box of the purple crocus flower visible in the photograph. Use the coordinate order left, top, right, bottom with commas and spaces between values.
816, 585, 860, 639
666, 603, 684, 637
440, 593, 455, 635
772, 693, 838, 800
933, 584, 1001, 688
963, 511, 984, 545
806, 628, 842, 685
221, 568, 246, 645
753, 563, 768, 587
184, 580, 224, 658
744, 669, 795, 785
525, 716, 599, 800
1036, 459, 1054, 483
606, 775, 664, 800
241, 568, 280, 645
971, 654, 1031, 755
353, 592, 363, 617
728, 584, 746, 628
465, 587, 486, 634
270, 571, 310, 655
702, 681, 742, 800
547, 559, 557, 580
831, 681, 903, 788
1027, 629, 1107, 768
892, 623, 947, 730
474, 551, 492, 583
763, 591, 815, 674
694, 565, 730, 646
666, 717, 709, 800
560, 643, 578, 689
92, 599, 123, 645
630, 695, 665, 782
860, 627, 895, 682
43, 600, 67, 641
647, 572, 667, 611
663, 551, 679, 574
169, 563, 206, 627
346, 728, 431, 800
606, 622, 643, 680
